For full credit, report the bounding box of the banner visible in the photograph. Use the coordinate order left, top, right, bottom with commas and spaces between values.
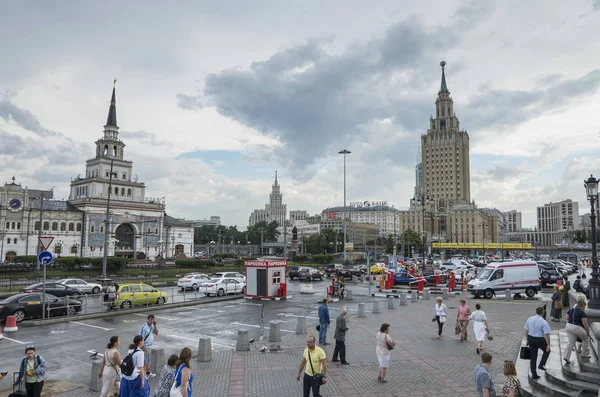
431, 243, 533, 249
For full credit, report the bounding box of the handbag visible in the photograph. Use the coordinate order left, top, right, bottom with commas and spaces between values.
170, 366, 189, 397
316, 325, 320, 331
486, 329, 493, 341
519, 346, 531, 360
455, 322, 461, 335
439, 316, 447, 324
555, 300, 563, 310
307, 349, 324, 386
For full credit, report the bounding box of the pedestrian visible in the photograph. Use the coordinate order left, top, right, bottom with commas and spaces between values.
139, 314, 159, 377
470, 303, 489, 354
561, 277, 570, 310
332, 307, 349, 365
434, 297, 447, 339
120, 335, 149, 397
376, 323, 394, 383
501, 360, 522, 397
105, 282, 117, 311
154, 354, 178, 397
318, 299, 330, 345
550, 285, 562, 322
474, 352, 496, 397
172, 348, 194, 397
562, 297, 592, 363
14, 345, 46, 397
296, 335, 327, 397
524, 306, 551, 379
456, 298, 472, 342
99, 336, 122, 397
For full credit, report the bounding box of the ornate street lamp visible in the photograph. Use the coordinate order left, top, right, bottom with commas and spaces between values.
584, 175, 600, 309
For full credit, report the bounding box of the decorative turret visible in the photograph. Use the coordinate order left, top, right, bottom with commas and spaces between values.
96, 80, 125, 160
440, 61, 449, 94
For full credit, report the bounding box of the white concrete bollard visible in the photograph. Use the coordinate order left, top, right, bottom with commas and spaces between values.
411, 290, 418, 303
505, 289, 512, 301
373, 300, 381, 314
388, 296, 396, 309
358, 302, 366, 318
423, 288, 430, 300
346, 289, 353, 300
296, 316, 307, 334
90, 360, 103, 392
400, 292, 407, 306
197, 337, 212, 362
150, 347, 164, 374
442, 289, 448, 300
269, 321, 281, 350
236, 329, 250, 351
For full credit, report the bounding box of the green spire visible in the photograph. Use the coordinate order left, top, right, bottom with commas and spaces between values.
440, 61, 449, 93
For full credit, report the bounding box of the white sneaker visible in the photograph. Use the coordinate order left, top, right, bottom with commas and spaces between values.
148, 372, 156, 378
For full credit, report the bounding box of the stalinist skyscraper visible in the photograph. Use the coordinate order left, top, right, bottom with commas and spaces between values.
420, 61, 471, 204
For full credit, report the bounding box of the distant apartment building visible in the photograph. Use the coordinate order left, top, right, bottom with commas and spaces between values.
289, 210, 308, 222
191, 216, 221, 227
537, 199, 579, 232
503, 210, 522, 232
249, 172, 287, 227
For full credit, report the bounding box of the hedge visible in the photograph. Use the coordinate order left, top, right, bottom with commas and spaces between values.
175, 259, 217, 268
13, 256, 38, 265
312, 254, 334, 264
291, 255, 310, 263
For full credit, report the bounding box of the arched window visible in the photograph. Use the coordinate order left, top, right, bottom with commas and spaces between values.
43, 222, 49, 231
76, 223, 82, 231
71, 246, 78, 254
17, 222, 21, 230
68, 223, 74, 231
147, 227, 151, 234
113, 145, 117, 156
52, 222, 58, 231
100, 226, 104, 234
11, 222, 15, 229
114, 187, 118, 195
34, 221, 40, 230
127, 188, 132, 196
5, 222, 9, 230
13, 238, 17, 244
60, 222, 66, 231
104, 144, 108, 156
121, 188, 125, 196
54, 245, 62, 254
91, 225, 95, 233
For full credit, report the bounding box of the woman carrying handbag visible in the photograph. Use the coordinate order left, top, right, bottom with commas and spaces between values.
170, 348, 193, 397
99, 336, 122, 397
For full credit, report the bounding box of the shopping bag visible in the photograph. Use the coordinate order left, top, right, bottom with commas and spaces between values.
454, 322, 461, 335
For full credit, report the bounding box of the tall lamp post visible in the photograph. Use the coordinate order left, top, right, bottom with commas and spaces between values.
584, 175, 600, 309
338, 149, 351, 264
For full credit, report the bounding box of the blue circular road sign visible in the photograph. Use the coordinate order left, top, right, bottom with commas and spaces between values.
38, 251, 53, 265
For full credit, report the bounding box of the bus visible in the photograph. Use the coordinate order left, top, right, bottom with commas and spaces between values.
557, 253, 578, 265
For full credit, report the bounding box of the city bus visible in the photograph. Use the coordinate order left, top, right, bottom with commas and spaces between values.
557, 253, 578, 265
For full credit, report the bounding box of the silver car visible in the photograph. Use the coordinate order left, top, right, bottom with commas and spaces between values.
56, 278, 103, 295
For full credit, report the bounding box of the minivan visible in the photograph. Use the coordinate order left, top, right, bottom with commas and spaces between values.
467, 261, 540, 299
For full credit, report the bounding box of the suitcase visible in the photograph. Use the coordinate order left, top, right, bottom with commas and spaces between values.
9, 373, 26, 397
520, 346, 531, 360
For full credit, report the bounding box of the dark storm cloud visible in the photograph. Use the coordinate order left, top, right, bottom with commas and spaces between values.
464, 69, 600, 132
175, 94, 203, 111
0, 95, 61, 137
177, 1, 496, 174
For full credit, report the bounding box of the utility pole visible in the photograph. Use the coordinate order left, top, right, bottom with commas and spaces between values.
260, 228, 264, 256
339, 149, 351, 264
283, 221, 288, 259
36, 191, 45, 273
102, 159, 115, 278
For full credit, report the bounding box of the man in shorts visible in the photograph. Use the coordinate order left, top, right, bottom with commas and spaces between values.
139, 314, 159, 377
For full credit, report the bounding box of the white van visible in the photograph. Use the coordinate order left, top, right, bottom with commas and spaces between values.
466, 261, 540, 299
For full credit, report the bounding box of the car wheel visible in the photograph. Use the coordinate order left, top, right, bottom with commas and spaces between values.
192, 284, 198, 291
121, 301, 132, 309
13, 309, 26, 322
310, 276, 315, 281
217, 289, 225, 297
157, 297, 166, 305
71, 291, 80, 298
67, 306, 77, 315
525, 287, 536, 298
483, 289, 494, 299
92, 287, 100, 295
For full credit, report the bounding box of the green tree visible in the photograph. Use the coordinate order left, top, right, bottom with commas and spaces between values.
399, 229, 422, 257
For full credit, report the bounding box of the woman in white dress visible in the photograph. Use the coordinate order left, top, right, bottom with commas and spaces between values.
434, 297, 447, 339
469, 303, 489, 354
99, 336, 122, 397
376, 323, 394, 383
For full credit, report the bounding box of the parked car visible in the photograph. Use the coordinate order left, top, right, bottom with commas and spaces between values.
299, 267, 324, 281
104, 283, 168, 310
0, 293, 82, 322
439, 262, 458, 272
351, 265, 366, 277
393, 271, 427, 287
288, 266, 303, 280
369, 263, 386, 274
21, 283, 81, 298
549, 260, 576, 274
325, 264, 344, 277
337, 266, 354, 279
177, 273, 209, 290
56, 278, 103, 295
212, 272, 246, 283
198, 278, 246, 297
422, 270, 447, 284
537, 262, 561, 287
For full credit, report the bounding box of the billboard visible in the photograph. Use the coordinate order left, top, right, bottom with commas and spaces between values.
431, 243, 533, 249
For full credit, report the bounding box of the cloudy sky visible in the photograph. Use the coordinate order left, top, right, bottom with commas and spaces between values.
2, 0, 600, 228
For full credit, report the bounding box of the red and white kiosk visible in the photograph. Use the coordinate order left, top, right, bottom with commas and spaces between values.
244, 260, 288, 300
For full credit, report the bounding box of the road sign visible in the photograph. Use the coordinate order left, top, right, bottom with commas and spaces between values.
38, 251, 53, 265
38, 236, 54, 251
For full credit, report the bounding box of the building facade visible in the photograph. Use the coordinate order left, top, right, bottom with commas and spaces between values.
249, 172, 287, 227
503, 210, 522, 232
191, 216, 221, 227
321, 205, 400, 237
537, 199, 579, 232
289, 210, 308, 222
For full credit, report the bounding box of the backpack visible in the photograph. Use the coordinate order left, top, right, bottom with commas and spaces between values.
120, 349, 139, 377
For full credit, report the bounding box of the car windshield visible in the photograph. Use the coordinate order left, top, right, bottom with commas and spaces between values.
206, 278, 221, 283
478, 268, 493, 280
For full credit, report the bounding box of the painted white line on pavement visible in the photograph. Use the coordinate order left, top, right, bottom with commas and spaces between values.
277, 313, 319, 320
230, 322, 295, 333
239, 302, 263, 306
165, 334, 234, 349
69, 321, 115, 331
197, 308, 224, 313
133, 313, 174, 321
86, 350, 104, 357
1, 336, 33, 345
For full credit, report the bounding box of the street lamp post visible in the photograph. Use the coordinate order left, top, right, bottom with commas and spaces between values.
339, 149, 351, 264
584, 175, 600, 309
420, 194, 432, 264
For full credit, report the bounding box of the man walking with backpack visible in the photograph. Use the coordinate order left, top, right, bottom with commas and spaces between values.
139, 315, 158, 377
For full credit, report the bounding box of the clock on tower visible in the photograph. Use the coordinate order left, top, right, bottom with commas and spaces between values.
7, 197, 24, 212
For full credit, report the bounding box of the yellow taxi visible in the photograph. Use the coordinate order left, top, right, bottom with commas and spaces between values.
369, 263, 387, 274
105, 283, 168, 310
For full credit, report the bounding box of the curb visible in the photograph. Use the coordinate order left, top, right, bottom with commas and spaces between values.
22, 294, 244, 326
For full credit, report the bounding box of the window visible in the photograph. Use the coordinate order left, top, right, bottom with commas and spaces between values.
142, 285, 153, 292
71, 246, 77, 254
122, 173, 127, 180
52, 222, 58, 231
130, 285, 142, 292
114, 187, 118, 195
13, 238, 17, 244
43, 222, 49, 231
492, 270, 504, 280
34, 221, 40, 230
127, 189, 132, 196
7, 238, 10, 244
106, 171, 109, 177
68, 223, 74, 231
121, 286, 130, 293
54, 245, 62, 254
11, 222, 15, 229
60, 223, 66, 231
5, 222, 9, 230
76, 223, 82, 232
121, 188, 125, 196
272, 270, 281, 284
100, 226, 104, 234
91, 225, 95, 233
17, 222, 21, 230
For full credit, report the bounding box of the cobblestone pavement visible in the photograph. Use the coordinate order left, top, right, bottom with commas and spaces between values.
44, 293, 564, 397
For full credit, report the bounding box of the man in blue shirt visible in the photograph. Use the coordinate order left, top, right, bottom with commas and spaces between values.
474, 352, 496, 397
318, 299, 331, 345
524, 306, 551, 379
139, 314, 159, 377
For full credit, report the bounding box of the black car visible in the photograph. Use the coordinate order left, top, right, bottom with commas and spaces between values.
298, 268, 324, 281
0, 293, 82, 322
422, 270, 448, 284
288, 266, 302, 280
21, 283, 81, 297
337, 266, 354, 279
537, 264, 560, 287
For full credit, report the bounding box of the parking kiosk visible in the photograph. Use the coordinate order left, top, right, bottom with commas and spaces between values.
244, 260, 288, 299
